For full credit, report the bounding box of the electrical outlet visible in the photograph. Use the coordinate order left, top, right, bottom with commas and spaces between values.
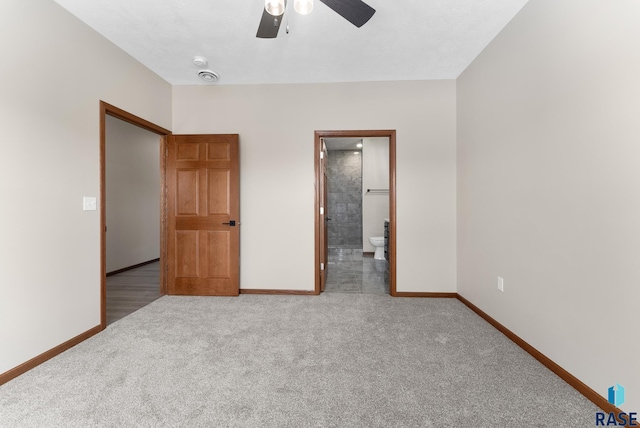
497, 276, 504, 292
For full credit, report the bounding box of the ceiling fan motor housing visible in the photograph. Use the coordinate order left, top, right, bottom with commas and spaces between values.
257, 0, 375, 38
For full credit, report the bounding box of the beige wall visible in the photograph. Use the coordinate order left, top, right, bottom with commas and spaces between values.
105, 116, 161, 273
457, 0, 640, 411
0, 0, 171, 375
173, 81, 457, 293
362, 137, 390, 252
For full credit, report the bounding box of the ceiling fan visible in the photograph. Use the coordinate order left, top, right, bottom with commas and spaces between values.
257, 0, 376, 39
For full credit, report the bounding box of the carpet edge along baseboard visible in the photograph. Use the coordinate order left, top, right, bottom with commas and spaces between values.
455, 293, 619, 415
0, 325, 102, 386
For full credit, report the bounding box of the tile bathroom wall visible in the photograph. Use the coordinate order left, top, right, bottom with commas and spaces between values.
327, 150, 362, 248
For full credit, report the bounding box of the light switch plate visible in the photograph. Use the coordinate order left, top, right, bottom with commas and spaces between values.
83, 197, 97, 211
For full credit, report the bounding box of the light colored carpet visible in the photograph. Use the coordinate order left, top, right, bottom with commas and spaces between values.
0, 294, 598, 427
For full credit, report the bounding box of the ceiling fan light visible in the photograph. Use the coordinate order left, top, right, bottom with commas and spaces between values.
265, 0, 285, 16
294, 0, 313, 15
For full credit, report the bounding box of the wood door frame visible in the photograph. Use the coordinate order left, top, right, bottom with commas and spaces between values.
321, 142, 328, 292
99, 101, 171, 329
314, 130, 397, 296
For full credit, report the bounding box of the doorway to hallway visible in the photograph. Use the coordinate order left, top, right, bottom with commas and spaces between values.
104, 114, 162, 323
100, 103, 242, 329
100, 102, 170, 329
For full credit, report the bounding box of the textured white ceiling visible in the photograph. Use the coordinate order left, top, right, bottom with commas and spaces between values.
52, 0, 529, 85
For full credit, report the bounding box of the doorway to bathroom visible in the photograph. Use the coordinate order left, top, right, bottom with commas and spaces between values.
314, 130, 396, 296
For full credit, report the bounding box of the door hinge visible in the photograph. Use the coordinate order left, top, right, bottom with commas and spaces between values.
320, 263, 325, 271
320, 151, 324, 159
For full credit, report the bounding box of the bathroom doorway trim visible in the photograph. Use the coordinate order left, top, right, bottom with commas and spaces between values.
314, 130, 397, 296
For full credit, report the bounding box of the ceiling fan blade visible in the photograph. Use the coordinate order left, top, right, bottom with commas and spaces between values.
319, 0, 375, 28
256, 8, 284, 38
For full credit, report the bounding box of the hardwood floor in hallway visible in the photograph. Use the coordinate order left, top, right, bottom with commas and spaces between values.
106, 261, 161, 325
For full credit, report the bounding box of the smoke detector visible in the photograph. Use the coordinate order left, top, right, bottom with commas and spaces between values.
198, 70, 220, 83
193, 56, 208, 67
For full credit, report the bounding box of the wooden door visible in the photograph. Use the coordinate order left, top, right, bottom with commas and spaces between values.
319, 142, 329, 292
167, 134, 239, 296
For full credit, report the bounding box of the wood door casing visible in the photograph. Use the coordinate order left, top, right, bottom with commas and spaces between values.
319, 142, 328, 292
167, 134, 239, 296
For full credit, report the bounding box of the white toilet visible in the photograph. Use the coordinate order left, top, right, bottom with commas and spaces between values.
369, 236, 386, 260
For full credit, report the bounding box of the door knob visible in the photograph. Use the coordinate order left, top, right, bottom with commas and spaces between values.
222, 220, 236, 226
